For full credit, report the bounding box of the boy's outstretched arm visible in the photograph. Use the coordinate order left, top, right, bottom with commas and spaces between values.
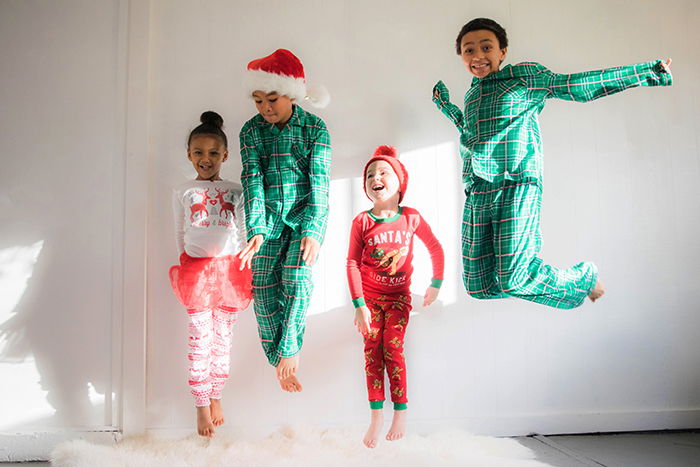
533, 58, 673, 103
300, 120, 332, 249
414, 213, 445, 307
432, 80, 465, 132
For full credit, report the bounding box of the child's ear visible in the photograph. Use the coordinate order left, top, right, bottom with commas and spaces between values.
223, 149, 229, 162
500, 47, 508, 63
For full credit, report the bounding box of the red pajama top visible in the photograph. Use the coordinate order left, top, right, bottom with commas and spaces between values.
346, 206, 444, 307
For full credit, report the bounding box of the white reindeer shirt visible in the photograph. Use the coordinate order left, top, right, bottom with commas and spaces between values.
172, 180, 246, 258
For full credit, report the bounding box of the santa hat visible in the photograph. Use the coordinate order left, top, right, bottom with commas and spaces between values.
363, 145, 409, 202
245, 49, 330, 108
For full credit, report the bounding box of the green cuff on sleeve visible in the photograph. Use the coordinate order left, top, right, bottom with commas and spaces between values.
352, 297, 366, 308
369, 400, 384, 410
247, 226, 267, 240
432, 80, 449, 105
393, 402, 407, 410
430, 278, 443, 288
652, 60, 673, 86
301, 229, 325, 245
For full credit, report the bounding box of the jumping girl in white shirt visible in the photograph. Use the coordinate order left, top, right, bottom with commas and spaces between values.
169, 111, 252, 437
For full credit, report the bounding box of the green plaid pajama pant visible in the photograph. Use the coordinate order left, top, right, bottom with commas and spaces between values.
251, 227, 313, 366
462, 178, 597, 309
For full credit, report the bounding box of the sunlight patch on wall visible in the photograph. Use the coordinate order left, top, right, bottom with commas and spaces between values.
307, 178, 361, 316
0, 359, 54, 429
0, 241, 44, 320
308, 142, 462, 317
399, 142, 461, 308
0, 241, 53, 429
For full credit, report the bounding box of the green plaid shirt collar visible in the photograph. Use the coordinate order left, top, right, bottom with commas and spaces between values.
470, 63, 547, 85
251, 104, 306, 134
240, 104, 331, 243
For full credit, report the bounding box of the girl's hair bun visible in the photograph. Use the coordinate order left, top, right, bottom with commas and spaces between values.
200, 111, 224, 129
188, 110, 228, 147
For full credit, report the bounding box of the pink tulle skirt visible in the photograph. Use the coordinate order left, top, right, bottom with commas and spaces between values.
169, 252, 252, 310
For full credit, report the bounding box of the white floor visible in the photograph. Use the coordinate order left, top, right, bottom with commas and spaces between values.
518, 431, 700, 467
3, 431, 699, 466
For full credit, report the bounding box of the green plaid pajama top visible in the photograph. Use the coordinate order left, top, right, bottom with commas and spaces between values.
433, 60, 672, 188
240, 105, 331, 243
239, 105, 331, 364
433, 60, 671, 308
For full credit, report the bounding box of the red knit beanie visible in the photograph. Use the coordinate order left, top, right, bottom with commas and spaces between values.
363, 145, 409, 202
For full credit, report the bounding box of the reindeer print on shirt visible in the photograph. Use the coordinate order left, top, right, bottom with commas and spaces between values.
189, 188, 212, 222
214, 188, 236, 220
187, 187, 236, 228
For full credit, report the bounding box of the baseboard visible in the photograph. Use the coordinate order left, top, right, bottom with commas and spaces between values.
147, 408, 700, 439
0, 429, 120, 462
407, 408, 700, 437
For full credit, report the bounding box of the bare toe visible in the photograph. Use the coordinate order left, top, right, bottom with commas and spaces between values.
588, 280, 606, 302
280, 374, 303, 392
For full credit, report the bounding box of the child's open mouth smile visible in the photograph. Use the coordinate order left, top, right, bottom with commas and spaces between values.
472, 62, 489, 71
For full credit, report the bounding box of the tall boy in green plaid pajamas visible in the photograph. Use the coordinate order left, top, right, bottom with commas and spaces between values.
433, 18, 672, 309
238, 49, 331, 392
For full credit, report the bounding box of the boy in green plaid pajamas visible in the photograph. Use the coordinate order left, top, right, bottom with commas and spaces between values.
433, 18, 672, 309
238, 49, 331, 392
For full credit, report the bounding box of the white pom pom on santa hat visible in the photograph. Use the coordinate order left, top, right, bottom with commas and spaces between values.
245, 49, 330, 108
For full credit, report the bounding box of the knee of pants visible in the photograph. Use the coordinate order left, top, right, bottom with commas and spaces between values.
462, 273, 497, 300
188, 322, 212, 341
213, 307, 239, 325
382, 333, 404, 355
467, 289, 497, 300
498, 268, 530, 293
252, 271, 278, 289
281, 267, 313, 294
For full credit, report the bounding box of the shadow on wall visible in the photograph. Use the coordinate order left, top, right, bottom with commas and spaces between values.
0, 181, 114, 430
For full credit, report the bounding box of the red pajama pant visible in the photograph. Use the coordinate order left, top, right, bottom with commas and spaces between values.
364, 291, 412, 405
169, 253, 252, 407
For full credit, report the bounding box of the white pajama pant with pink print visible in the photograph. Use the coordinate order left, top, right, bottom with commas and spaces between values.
187, 305, 239, 407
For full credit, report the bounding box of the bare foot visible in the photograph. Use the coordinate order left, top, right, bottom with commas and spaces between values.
386, 409, 406, 441
363, 409, 383, 448
279, 374, 303, 392
210, 399, 224, 427
589, 279, 605, 302
196, 406, 215, 438
276, 355, 299, 381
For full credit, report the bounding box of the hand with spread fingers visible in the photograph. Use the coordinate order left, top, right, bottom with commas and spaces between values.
238, 234, 263, 270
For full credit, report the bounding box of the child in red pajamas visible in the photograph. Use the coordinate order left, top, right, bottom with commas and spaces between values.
346, 145, 444, 448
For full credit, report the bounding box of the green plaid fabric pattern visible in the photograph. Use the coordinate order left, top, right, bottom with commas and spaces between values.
462, 178, 597, 309
240, 105, 330, 365
251, 227, 313, 366
433, 60, 672, 188
240, 105, 331, 244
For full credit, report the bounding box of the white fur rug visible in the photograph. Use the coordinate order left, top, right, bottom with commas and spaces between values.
51, 426, 552, 467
